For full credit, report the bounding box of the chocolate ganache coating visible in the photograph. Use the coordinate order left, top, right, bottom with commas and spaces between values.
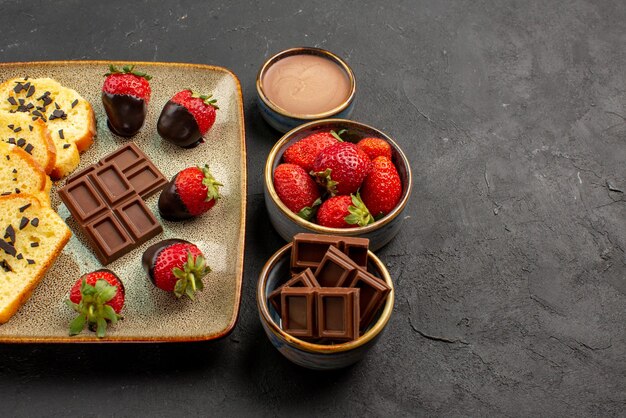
142, 239, 192, 285
157, 173, 193, 221
156, 100, 203, 148
101, 92, 147, 137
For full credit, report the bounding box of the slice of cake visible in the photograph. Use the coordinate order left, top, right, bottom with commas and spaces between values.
0, 194, 71, 323
0, 77, 94, 178
0, 141, 51, 206
0, 112, 56, 175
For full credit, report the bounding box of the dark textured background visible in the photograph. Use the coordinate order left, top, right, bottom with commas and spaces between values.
0, 0, 625, 416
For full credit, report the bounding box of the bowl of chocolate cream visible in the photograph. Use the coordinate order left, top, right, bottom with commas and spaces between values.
256, 47, 356, 132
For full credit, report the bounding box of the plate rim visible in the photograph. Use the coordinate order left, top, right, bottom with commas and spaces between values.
0, 60, 247, 343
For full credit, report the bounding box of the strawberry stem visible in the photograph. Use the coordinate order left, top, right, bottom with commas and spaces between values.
199, 165, 223, 202
105, 64, 152, 80
344, 192, 375, 226
67, 278, 121, 338
188, 89, 220, 109
172, 251, 211, 300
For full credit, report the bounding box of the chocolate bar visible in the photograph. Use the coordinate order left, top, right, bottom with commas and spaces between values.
291, 233, 369, 271
291, 233, 343, 271
59, 144, 166, 265
280, 287, 317, 338
348, 268, 391, 329
314, 245, 358, 287
268, 268, 319, 313
342, 237, 369, 267
316, 287, 360, 341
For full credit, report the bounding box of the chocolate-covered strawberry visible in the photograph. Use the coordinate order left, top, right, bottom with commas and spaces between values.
142, 239, 211, 300
158, 164, 222, 221
157, 89, 218, 148
102, 65, 152, 137
66, 269, 125, 338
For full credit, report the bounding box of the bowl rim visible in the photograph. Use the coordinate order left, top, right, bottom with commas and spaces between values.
256, 47, 357, 120
257, 242, 395, 354
264, 118, 413, 235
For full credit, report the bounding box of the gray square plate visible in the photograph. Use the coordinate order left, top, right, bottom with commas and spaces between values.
0, 61, 246, 342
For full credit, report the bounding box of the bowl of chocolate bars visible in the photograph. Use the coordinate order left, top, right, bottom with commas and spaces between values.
257, 233, 394, 370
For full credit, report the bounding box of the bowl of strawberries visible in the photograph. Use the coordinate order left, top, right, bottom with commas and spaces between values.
264, 119, 412, 250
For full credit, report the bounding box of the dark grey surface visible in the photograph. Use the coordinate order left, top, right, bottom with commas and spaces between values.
0, 0, 625, 416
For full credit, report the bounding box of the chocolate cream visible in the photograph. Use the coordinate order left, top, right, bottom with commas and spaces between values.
262, 54, 351, 115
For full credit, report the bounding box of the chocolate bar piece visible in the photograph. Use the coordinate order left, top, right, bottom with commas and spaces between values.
314, 245, 358, 287
59, 153, 164, 265
66, 143, 167, 199
268, 268, 319, 313
341, 236, 369, 268
316, 287, 360, 341
291, 233, 343, 271
291, 233, 369, 271
347, 268, 391, 329
281, 287, 317, 338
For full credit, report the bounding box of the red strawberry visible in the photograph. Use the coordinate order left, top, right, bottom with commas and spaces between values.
102, 64, 152, 137
316, 193, 374, 228
157, 89, 218, 148
283, 130, 344, 172
67, 269, 125, 338
357, 137, 392, 161
312, 142, 371, 196
158, 165, 222, 221
142, 239, 211, 300
273, 163, 321, 220
361, 156, 402, 218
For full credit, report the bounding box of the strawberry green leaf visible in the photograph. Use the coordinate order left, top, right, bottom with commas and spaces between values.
105, 64, 152, 80
68, 314, 86, 336
102, 305, 119, 324
96, 317, 107, 338
297, 197, 322, 221
174, 278, 187, 298
171, 251, 211, 300
345, 192, 375, 226
189, 90, 219, 109
312, 168, 339, 196
331, 129, 347, 141
199, 165, 223, 202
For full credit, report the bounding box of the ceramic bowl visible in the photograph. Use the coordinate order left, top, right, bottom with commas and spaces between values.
257, 242, 394, 370
264, 119, 412, 251
256, 47, 356, 132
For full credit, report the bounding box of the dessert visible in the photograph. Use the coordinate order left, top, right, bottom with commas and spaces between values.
272, 163, 320, 220
262, 54, 351, 115
0, 77, 95, 178
66, 269, 125, 338
102, 65, 152, 137
282, 130, 342, 172
58, 144, 166, 265
142, 239, 211, 300
268, 268, 319, 312
312, 142, 371, 196
314, 246, 358, 287
315, 287, 359, 341
356, 137, 392, 161
0, 194, 71, 323
290, 233, 369, 271
270, 234, 389, 343
316, 193, 373, 228
158, 165, 222, 221
0, 141, 52, 206
0, 112, 56, 175
157, 89, 218, 148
